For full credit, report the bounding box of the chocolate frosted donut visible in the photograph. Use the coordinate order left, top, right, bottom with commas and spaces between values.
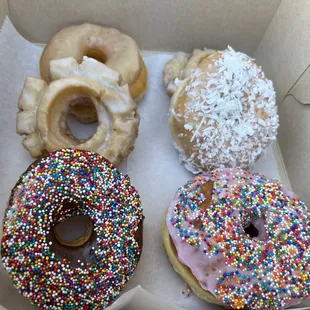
1, 149, 143, 309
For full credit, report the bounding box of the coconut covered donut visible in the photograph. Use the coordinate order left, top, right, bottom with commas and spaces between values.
1, 149, 144, 309
162, 168, 310, 309
16, 61, 139, 165
169, 46, 279, 173
40, 23, 148, 122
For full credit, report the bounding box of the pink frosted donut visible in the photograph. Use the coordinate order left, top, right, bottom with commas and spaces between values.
165, 168, 310, 309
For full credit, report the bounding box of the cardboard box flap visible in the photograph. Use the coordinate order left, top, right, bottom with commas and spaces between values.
7, 0, 281, 55
277, 94, 310, 205
287, 65, 310, 105
255, 0, 310, 204
254, 0, 310, 103
0, 0, 8, 28
106, 286, 185, 310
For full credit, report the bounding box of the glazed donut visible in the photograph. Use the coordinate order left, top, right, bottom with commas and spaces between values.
16, 63, 139, 165
163, 52, 189, 96
163, 168, 310, 309
163, 49, 215, 96
40, 23, 148, 103
181, 49, 216, 80
1, 149, 144, 309
169, 46, 279, 173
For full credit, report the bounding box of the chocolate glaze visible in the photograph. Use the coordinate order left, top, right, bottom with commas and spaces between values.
5, 150, 144, 270
47, 216, 143, 269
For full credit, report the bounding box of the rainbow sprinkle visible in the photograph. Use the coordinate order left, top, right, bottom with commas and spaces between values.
169, 168, 310, 309
1, 149, 143, 309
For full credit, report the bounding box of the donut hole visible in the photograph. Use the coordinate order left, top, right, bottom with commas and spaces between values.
49, 214, 97, 268
244, 223, 259, 238
47, 88, 100, 142
84, 49, 107, 64
53, 215, 93, 247
243, 218, 266, 240
67, 95, 98, 140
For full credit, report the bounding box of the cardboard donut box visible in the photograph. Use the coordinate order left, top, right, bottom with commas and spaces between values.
0, 0, 309, 309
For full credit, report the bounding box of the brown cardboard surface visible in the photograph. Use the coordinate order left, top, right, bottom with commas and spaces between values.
8, 0, 281, 55
254, 0, 310, 205
254, 0, 310, 101
288, 68, 310, 105
0, 0, 8, 27
278, 94, 310, 205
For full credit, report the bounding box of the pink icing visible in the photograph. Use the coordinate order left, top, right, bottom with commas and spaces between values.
166, 168, 310, 309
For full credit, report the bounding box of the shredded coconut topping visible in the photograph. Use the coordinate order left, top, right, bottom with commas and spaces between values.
171, 46, 279, 173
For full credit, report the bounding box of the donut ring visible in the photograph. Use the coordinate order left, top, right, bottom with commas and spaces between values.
49, 56, 127, 123
1, 149, 144, 309
169, 47, 278, 173
163, 168, 310, 309
16, 73, 139, 165
40, 23, 148, 102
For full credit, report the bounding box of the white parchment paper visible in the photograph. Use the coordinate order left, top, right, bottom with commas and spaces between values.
1, 17, 308, 310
